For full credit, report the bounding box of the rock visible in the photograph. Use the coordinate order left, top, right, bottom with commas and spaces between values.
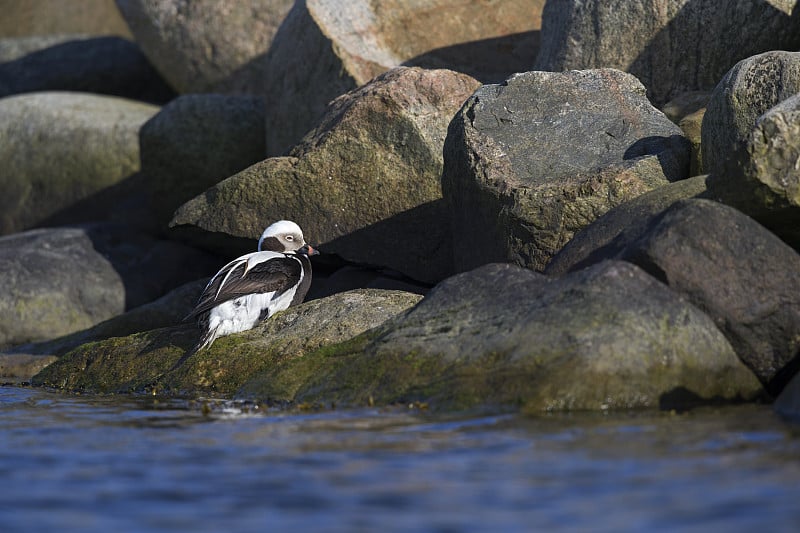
775, 371, 800, 420
661, 91, 711, 124
282, 261, 763, 411
0, 0, 132, 38
545, 175, 708, 276
4, 279, 208, 359
115, 0, 294, 94
744, 94, 800, 206
0, 34, 91, 62
702, 51, 800, 177
31, 289, 422, 396
0, 92, 159, 235
678, 108, 705, 177
309, 266, 430, 300
0, 354, 57, 380
613, 199, 800, 396
171, 67, 481, 283
139, 94, 266, 226
535, 0, 800, 107
0, 224, 218, 348
0, 36, 175, 104
551, 194, 800, 395
709, 93, 800, 247
703, 52, 800, 246
264, 0, 545, 156
443, 69, 691, 273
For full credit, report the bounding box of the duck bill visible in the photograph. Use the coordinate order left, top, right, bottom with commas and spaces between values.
301, 244, 320, 256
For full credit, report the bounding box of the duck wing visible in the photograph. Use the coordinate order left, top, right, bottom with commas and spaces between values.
186, 253, 302, 319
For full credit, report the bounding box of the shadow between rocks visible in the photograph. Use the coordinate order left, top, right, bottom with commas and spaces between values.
319, 199, 453, 285
659, 386, 769, 412
0, 36, 176, 104
623, 134, 691, 181
403, 31, 541, 84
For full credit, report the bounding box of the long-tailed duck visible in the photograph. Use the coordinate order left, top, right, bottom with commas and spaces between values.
186, 220, 317, 352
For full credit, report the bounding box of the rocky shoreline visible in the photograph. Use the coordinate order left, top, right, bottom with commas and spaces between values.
3, 1, 800, 416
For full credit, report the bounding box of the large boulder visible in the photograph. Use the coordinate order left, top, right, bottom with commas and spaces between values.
1, 278, 207, 380
443, 68, 690, 273
546, 175, 708, 275
553, 196, 800, 395
31, 289, 422, 396
279, 261, 762, 411
263, 0, 545, 156
703, 51, 800, 177
139, 94, 266, 226
115, 0, 294, 94
535, 0, 800, 107
0, 225, 218, 349
5, 278, 207, 359
29, 263, 764, 412
0, 92, 159, 235
0, 36, 175, 103
703, 53, 800, 247
171, 67, 481, 283
613, 199, 800, 396
0, 0, 132, 38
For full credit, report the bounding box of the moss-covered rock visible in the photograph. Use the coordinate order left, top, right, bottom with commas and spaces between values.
287, 262, 763, 412
32, 289, 422, 396
5, 279, 207, 359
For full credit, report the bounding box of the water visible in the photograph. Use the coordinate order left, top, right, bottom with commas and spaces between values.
1, 385, 799, 532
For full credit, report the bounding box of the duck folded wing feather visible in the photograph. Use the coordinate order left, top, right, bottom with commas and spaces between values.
186, 253, 302, 320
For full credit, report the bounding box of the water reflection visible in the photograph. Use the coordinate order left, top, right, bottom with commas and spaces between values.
0, 386, 799, 532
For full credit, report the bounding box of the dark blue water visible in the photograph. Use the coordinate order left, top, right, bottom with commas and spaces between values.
1, 385, 799, 532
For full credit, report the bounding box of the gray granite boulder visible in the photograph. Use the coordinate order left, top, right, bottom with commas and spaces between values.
115, 0, 294, 94
702, 52, 800, 246
279, 261, 762, 411
0, 92, 159, 235
0, 225, 218, 349
702, 51, 800, 177
443, 68, 690, 273
263, 0, 544, 156
708, 93, 800, 246
555, 194, 800, 396
171, 67, 481, 283
535, 0, 800, 107
32, 289, 422, 396
614, 199, 800, 396
139, 94, 266, 226
0, 36, 174, 103
546, 175, 708, 275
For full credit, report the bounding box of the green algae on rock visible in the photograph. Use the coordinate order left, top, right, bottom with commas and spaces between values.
32, 289, 422, 396
286, 262, 764, 412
